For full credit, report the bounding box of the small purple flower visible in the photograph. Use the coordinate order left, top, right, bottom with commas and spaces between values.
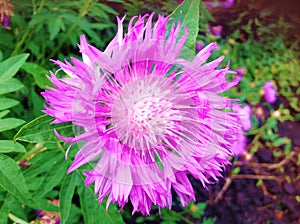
204, 0, 235, 10
0, 0, 13, 28
232, 131, 247, 156
235, 67, 247, 77
232, 104, 252, 132
263, 81, 277, 104
36, 210, 44, 218
210, 25, 223, 37
221, 0, 235, 8
19, 160, 32, 167
42, 13, 241, 215
2, 16, 10, 28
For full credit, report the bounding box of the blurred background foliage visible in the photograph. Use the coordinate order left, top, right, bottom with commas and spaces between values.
0, 0, 300, 223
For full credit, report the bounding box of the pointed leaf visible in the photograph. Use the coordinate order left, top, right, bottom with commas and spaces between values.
78, 184, 125, 224
0, 78, 24, 95
0, 118, 25, 132
24, 150, 63, 178
60, 173, 78, 224
31, 197, 59, 212
0, 154, 31, 204
14, 115, 74, 143
35, 156, 68, 198
0, 195, 9, 224
0, 110, 9, 119
0, 98, 19, 110
0, 54, 29, 83
168, 0, 200, 56
0, 140, 26, 153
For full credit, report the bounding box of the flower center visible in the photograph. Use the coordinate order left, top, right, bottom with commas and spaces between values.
128, 96, 172, 135
111, 77, 180, 152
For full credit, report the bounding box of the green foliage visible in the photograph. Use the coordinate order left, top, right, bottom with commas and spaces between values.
60, 173, 79, 223
78, 183, 124, 224
0, 54, 28, 133
22, 62, 52, 89
168, 0, 200, 58
0, 154, 32, 204
0, 140, 26, 153
14, 115, 74, 143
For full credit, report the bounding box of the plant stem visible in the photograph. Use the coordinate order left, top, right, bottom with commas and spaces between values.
16, 142, 46, 162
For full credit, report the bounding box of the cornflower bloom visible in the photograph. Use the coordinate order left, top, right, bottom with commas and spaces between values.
42, 13, 241, 215
263, 81, 277, 104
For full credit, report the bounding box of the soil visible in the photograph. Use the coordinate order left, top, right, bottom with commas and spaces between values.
191, 144, 300, 224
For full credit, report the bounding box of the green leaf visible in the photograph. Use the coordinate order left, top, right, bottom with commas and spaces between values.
48, 16, 62, 40
31, 197, 59, 212
0, 140, 26, 153
35, 156, 68, 198
78, 184, 125, 224
0, 78, 24, 95
0, 118, 25, 132
0, 54, 29, 83
267, 117, 278, 129
168, 0, 200, 56
0, 98, 19, 110
231, 167, 241, 176
14, 115, 74, 143
29, 87, 44, 117
7, 195, 28, 222
0, 194, 9, 224
0, 110, 9, 119
273, 137, 289, 146
203, 217, 217, 224
187, 202, 206, 219
60, 173, 78, 224
21, 62, 52, 89
24, 150, 63, 178
0, 154, 31, 204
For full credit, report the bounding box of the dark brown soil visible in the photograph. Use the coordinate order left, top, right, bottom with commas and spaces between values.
191, 145, 300, 224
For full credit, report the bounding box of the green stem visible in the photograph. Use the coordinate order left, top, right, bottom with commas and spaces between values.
37, 0, 46, 12
16, 142, 45, 163
32, 0, 37, 14
11, 29, 34, 56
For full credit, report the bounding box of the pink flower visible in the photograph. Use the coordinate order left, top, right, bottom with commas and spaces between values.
42, 13, 241, 215
210, 25, 223, 37
232, 130, 247, 156
235, 67, 247, 77
263, 81, 277, 104
232, 104, 252, 132
204, 0, 235, 10
221, 0, 235, 8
